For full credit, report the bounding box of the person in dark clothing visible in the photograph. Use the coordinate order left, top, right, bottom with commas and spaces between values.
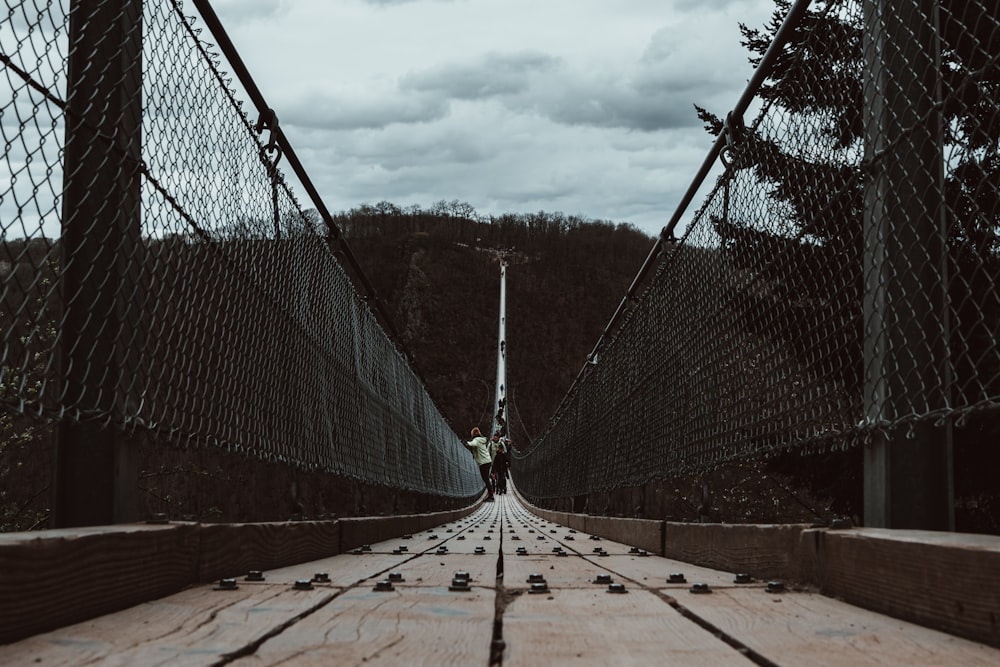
492, 440, 510, 495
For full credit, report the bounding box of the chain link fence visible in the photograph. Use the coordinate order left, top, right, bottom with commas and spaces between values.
513, 0, 999, 503
1, 0, 481, 518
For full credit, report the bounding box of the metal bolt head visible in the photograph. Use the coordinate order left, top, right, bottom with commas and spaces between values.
454, 571, 471, 581
293, 579, 314, 590
475, 546, 486, 554
214, 578, 238, 591
607, 583, 628, 594
734, 573, 753, 584
313, 572, 330, 583
449, 578, 471, 592
668, 573, 687, 584
594, 574, 613, 584
527, 573, 546, 583
388, 572, 405, 582
373, 580, 394, 592
766, 581, 785, 593
245, 571, 265, 582
528, 582, 550, 594
629, 546, 641, 554
690, 582, 711, 594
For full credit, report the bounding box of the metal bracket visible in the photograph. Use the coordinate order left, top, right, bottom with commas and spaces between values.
256, 108, 282, 166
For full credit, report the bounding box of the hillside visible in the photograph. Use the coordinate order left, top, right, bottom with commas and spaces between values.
335, 202, 654, 447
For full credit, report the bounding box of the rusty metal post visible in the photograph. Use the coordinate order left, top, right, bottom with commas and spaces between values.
54, 0, 143, 526
862, 0, 953, 529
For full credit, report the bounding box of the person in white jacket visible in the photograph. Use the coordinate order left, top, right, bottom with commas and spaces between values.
464, 427, 495, 502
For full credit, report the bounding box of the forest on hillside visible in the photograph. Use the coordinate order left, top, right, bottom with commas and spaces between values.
333, 201, 655, 447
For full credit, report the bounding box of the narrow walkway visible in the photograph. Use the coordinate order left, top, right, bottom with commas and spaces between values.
1, 494, 997, 665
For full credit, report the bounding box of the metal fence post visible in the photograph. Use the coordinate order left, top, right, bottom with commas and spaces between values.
861, 0, 954, 529
54, 0, 143, 526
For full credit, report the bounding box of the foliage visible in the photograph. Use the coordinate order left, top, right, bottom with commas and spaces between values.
694, 0, 1000, 530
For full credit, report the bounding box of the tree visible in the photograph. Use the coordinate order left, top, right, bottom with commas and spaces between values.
694, 0, 999, 528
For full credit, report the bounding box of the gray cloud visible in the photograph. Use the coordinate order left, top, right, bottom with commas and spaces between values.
362, 0, 462, 5
210, 0, 289, 24
401, 52, 560, 100
283, 91, 448, 130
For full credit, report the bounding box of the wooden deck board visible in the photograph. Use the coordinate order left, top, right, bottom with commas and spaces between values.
0, 583, 338, 666
230, 582, 495, 665
677, 587, 1000, 667
2, 495, 997, 665
502, 588, 752, 666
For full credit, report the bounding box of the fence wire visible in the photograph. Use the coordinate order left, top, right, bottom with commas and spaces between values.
0, 0, 481, 498
513, 0, 1000, 500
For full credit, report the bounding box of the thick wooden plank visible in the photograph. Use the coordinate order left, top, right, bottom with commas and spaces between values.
660, 522, 807, 580
0, 524, 199, 644
811, 527, 1000, 647
197, 520, 341, 582
680, 587, 1000, 667
502, 588, 751, 666
229, 585, 495, 665
0, 582, 337, 666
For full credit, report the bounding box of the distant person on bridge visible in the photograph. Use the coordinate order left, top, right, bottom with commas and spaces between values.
492, 438, 510, 495
465, 427, 495, 502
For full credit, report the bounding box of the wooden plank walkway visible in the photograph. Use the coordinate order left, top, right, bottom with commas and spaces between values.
1, 495, 998, 666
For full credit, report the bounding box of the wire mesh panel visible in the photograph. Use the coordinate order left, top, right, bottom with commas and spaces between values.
514, 0, 999, 501
0, 0, 481, 503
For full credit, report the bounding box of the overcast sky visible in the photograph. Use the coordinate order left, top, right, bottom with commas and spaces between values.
210, 0, 780, 237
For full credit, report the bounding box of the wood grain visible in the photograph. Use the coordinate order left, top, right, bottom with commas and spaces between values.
503, 588, 750, 666
0, 582, 337, 666
0, 524, 199, 644
680, 586, 1000, 667
230, 582, 495, 665
816, 528, 1000, 647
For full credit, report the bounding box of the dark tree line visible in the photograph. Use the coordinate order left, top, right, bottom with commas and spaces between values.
695, 0, 1000, 530
335, 202, 655, 449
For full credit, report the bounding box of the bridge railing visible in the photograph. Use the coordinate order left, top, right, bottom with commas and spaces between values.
0, 0, 481, 528
513, 0, 999, 527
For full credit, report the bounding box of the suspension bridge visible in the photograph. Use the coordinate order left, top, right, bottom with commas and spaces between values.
1, 0, 999, 662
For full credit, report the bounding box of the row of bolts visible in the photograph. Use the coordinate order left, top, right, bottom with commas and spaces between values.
214, 563, 786, 596
214, 514, 789, 594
